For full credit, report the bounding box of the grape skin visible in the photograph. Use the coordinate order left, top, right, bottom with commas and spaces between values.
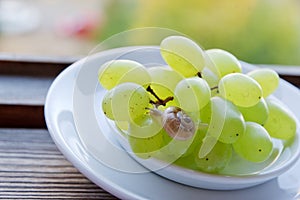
146, 66, 182, 109
128, 115, 163, 138
237, 98, 269, 125
175, 77, 211, 112
195, 141, 232, 173
128, 130, 164, 159
264, 98, 297, 140
233, 122, 273, 163
218, 99, 245, 144
98, 59, 151, 90
199, 101, 211, 123
206, 49, 242, 78
201, 67, 219, 89
158, 125, 202, 160
160, 36, 205, 77
102, 90, 114, 120
199, 97, 245, 158
218, 73, 263, 107
147, 83, 179, 109
110, 83, 150, 121
248, 68, 279, 97
148, 66, 183, 92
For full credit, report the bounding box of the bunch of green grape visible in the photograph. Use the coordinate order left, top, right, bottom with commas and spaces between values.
98, 35, 297, 174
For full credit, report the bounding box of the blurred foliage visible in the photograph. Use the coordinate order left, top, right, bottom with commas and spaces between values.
99, 0, 300, 65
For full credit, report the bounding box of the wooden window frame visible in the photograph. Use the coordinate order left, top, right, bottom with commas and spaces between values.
0, 54, 299, 128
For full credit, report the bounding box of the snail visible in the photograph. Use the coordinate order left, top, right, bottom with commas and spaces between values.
150, 106, 196, 140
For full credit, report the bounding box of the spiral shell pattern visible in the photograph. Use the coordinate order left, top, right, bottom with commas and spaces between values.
162, 107, 195, 140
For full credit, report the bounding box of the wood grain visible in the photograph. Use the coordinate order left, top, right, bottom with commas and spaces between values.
0, 54, 79, 77
280, 75, 300, 88
0, 105, 45, 128
0, 75, 54, 105
0, 129, 119, 199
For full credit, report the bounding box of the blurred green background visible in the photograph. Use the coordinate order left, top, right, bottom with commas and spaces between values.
99, 0, 300, 65
1, 0, 300, 65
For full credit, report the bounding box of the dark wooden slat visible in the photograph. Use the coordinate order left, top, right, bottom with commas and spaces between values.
0, 60, 68, 77
280, 75, 300, 88
0, 129, 119, 200
0, 54, 79, 77
0, 105, 45, 128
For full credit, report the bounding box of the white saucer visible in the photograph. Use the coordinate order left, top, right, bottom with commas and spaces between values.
45, 47, 300, 199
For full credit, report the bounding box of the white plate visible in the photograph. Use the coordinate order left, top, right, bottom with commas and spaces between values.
45, 47, 300, 199
73, 46, 300, 189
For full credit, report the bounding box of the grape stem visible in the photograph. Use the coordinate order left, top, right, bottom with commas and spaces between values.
210, 86, 218, 91
146, 85, 174, 107
197, 72, 202, 78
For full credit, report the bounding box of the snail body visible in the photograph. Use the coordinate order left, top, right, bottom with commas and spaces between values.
150, 106, 196, 140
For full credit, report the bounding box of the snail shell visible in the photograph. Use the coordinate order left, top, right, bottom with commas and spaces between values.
161, 107, 196, 140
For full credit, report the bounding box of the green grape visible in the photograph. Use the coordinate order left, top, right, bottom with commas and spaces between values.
201, 67, 219, 88
199, 97, 245, 158
146, 66, 182, 109
206, 49, 242, 78
233, 122, 273, 163
110, 83, 150, 121
184, 126, 207, 156
102, 90, 114, 120
237, 98, 269, 125
175, 77, 211, 112
201, 67, 219, 97
148, 66, 183, 91
173, 154, 198, 171
218, 100, 245, 144
128, 130, 164, 159
198, 97, 226, 158
128, 115, 163, 138
173, 127, 207, 169
159, 125, 205, 161
98, 59, 151, 90
195, 141, 232, 173
199, 101, 211, 124
218, 73, 263, 107
158, 133, 195, 161
264, 98, 297, 140
160, 36, 205, 77
248, 68, 279, 97
147, 83, 179, 109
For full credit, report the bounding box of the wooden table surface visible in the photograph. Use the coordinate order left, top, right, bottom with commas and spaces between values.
0, 55, 299, 199
0, 129, 118, 199
0, 56, 118, 199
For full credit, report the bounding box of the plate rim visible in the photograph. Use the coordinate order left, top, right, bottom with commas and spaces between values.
44, 60, 143, 200
73, 46, 300, 189
45, 46, 300, 198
